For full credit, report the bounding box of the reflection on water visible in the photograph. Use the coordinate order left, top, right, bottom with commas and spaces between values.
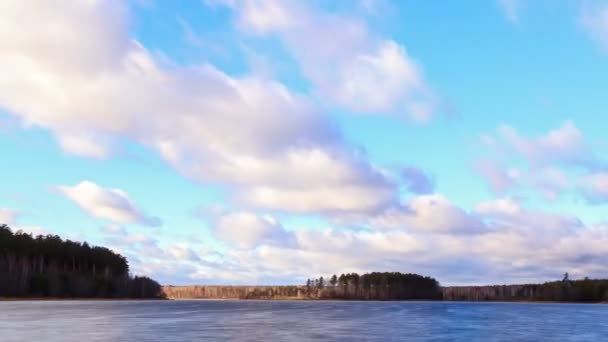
1, 300, 606, 341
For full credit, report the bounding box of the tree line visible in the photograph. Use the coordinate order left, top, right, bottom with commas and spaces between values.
0, 224, 163, 299
305, 272, 443, 300
437, 273, 608, 303
501, 274, 608, 302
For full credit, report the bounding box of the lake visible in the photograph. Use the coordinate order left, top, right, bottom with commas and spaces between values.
1, 300, 606, 341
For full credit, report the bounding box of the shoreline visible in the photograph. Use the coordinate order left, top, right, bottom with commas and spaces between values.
2, 297, 605, 304
0, 297, 166, 302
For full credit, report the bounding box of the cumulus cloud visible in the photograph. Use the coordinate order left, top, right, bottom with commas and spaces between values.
475, 197, 521, 216
219, 0, 438, 120
57, 181, 161, 226
0, 208, 17, 225
213, 211, 293, 248
371, 195, 486, 234
0, 0, 399, 215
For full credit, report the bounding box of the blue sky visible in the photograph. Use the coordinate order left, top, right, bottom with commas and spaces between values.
1, 0, 608, 285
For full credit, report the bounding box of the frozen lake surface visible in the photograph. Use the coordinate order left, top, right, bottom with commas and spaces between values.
1, 300, 607, 341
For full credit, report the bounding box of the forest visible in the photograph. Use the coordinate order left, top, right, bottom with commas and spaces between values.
530, 277, 608, 302
306, 272, 443, 300
443, 274, 608, 303
0, 224, 163, 299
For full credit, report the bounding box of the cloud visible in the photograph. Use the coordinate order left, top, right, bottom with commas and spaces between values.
474, 160, 520, 194
0, 0, 399, 215
476, 121, 600, 200
6, 0, 606, 287
94, 195, 608, 286
190, 202, 605, 285
581, 172, 608, 203
475, 197, 521, 216
371, 195, 486, 234
57, 181, 161, 226
581, 3, 608, 52
220, 0, 438, 120
401, 166, 435, 194
0, 208, 17, 224
100, 224, 127, 235
213, 211, 293, 248
497, 121, 593, 167
167, 244, 202, 262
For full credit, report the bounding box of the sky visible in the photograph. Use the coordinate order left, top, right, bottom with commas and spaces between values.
1, 0, 608, 286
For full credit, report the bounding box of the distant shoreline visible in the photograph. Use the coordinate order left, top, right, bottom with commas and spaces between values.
160, 283, 608, 304
0, 297, 166, 302
2, 297, 606, 304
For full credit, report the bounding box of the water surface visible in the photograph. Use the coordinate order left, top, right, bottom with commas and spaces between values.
1, 300, 606, 341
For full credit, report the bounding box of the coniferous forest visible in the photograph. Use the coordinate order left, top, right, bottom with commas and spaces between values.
0, 224, 163, 299
306, 272, 443, 300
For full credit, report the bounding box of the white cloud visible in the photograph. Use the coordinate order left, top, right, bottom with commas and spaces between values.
5, 0, 606, 287
475, 197, 521, 216
0, 0, 399, 215
221, 0, 438, 120
167, 244, 202, 262
94, 196, 608, 285
0, 208, 17, 225
476, 121, 599, 200
57, 181, 161, 226
371, 195, 485, 234
497, 121, 592, 167
213, 211, 293, 248
193, 203, 604, 285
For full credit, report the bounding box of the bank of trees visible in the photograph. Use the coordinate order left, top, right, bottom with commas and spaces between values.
440, 275, 608, 303
525, 278, 608, 302
0, 224, 163, 298
306, 272, 443, 300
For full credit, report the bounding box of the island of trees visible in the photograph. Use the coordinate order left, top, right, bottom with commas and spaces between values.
0, 224, 163, 299
305, 272, 443, 300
